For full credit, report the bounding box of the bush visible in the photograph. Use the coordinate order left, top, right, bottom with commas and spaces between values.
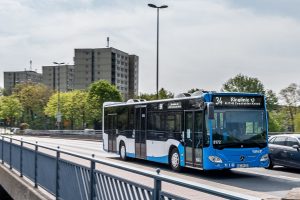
20, 123, 29, 130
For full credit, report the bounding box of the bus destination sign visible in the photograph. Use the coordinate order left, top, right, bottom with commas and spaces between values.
212, 96, 264, 108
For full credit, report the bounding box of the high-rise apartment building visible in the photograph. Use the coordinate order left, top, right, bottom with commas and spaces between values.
129, 55, 139, 98
4, 70, 42, 93
42, 65, 74, 92
74, 48, 139, 99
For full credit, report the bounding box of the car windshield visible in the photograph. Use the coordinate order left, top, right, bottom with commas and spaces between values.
212, 109, 267, 149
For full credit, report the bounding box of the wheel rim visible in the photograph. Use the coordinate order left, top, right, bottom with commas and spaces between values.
171, 152, 179, 168
120, 145, 126, 159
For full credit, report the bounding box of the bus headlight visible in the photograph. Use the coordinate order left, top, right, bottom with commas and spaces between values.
208, 156, 223, 163
260, 154, 269, 162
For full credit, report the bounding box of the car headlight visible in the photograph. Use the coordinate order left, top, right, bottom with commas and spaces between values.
208, 156, 223, 163
260, 154, 269, 162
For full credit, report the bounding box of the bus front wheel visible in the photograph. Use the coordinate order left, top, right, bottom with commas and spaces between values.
170, 148, 182, 172
119, 142, 127, 161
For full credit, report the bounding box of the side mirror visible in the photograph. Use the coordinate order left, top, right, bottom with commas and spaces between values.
292, 145, 299, 150
207, 103, 215, 120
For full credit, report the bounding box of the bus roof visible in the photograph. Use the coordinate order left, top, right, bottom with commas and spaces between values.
103, 92, 264, 108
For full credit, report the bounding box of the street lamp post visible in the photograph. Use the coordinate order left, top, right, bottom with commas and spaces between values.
148, 3, 168, 99
53, 62, 65, 130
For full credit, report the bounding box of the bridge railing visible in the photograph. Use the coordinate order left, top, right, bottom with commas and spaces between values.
0, 136, 260, 200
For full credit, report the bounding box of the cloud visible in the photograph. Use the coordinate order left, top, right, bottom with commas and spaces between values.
0, 0, 300, 96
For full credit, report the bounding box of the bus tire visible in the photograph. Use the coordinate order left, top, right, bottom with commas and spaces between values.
119, 142, 127, 161
170, 148, 182, 172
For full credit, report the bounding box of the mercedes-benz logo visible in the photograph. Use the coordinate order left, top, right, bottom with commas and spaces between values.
240, 156, 245, 161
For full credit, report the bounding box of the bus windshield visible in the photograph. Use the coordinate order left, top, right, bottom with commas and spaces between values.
212, 109, 267, 149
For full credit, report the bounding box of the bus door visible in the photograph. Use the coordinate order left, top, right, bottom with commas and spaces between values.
184, 110, 203, 168
108, 114, 117, 152
135, 106, 147, 159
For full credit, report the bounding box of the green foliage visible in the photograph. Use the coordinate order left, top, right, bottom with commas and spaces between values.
64, 90, 89, 129
268, 111, 285, 132
187, 88, 200, 93
20, 123, 29, 130
44, 92, 67, 118
222, 74, 278, 111
295, 113, 300, 132
158, 88, 174, 99
187, 88, 208, 94
265, 90, 278, 111
139, 88, 174, 100
12, 83, 53, 129
279, 83, 300, 132
222, 74, 265, 93
87, 80, 123, 125
44, 91, 90, 129
0, 96, 23, 126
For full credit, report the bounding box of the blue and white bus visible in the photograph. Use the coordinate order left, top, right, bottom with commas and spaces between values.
102, 91, 269, 171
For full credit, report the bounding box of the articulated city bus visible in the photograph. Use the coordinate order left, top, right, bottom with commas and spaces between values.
102, 91, 269, 171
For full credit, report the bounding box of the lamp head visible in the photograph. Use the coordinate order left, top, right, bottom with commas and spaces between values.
159, 5, 168, 8
148, 3, 158, 8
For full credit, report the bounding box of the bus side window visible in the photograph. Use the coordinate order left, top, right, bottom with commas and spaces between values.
147, 112, 166, 141
166, 112, 181, 139
128, 107, 134, 137
117, 107, 128, 135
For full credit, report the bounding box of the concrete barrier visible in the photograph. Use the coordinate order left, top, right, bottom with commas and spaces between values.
0, 164, 50, 200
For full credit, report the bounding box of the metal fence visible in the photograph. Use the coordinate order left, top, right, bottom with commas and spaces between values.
0, 136, 260, 200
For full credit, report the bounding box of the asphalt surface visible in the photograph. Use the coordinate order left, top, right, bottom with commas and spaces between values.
8, 135, 300, 199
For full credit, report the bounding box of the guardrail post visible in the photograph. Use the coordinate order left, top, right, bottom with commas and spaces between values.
90, 154, 95, 200
9, 137, 12, 169
34, 141, 38, 188
20, 139, 23, 177
153, 168, 161, 200
1, 136, 4, 164
56, 146, 60, 200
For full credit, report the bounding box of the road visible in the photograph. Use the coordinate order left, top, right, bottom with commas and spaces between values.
8, 135, 300, 199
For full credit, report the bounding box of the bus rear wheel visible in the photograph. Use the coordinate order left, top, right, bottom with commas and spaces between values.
170, 148, 182, 172
119, 142, 127, 161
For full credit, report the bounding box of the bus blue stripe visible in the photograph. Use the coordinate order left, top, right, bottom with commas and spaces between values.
147, 156, 168, 164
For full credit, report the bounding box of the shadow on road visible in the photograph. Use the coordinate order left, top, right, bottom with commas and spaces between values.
110, 157, 300, 195
270, 166, 300, 174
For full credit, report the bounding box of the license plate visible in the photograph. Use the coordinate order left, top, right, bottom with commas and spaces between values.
237, 164, 249, 168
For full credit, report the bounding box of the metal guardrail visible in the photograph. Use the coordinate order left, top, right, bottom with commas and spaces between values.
0, 135, 260, 200
23, 129, 103, 135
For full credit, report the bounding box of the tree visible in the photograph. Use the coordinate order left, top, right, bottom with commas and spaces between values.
139, 88, 174, 100
265, 90, 279, 111
0, 96, 23, 127
0, 88, 8, 96
158, 88, 174, 99
222, 74, 265, 94
294, 113, 300, 132
44, 92, 68, 129
268, 111, 285, 132
87, 80, 122, 128
222, 74, 278, 111
279, 83, 300, 132
187, 88, 201, 93
44, 90, 89, 129
64, 90, 89, 129
13, 83, 53, 129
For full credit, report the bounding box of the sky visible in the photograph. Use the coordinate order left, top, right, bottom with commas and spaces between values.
0, 0, 300, 96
